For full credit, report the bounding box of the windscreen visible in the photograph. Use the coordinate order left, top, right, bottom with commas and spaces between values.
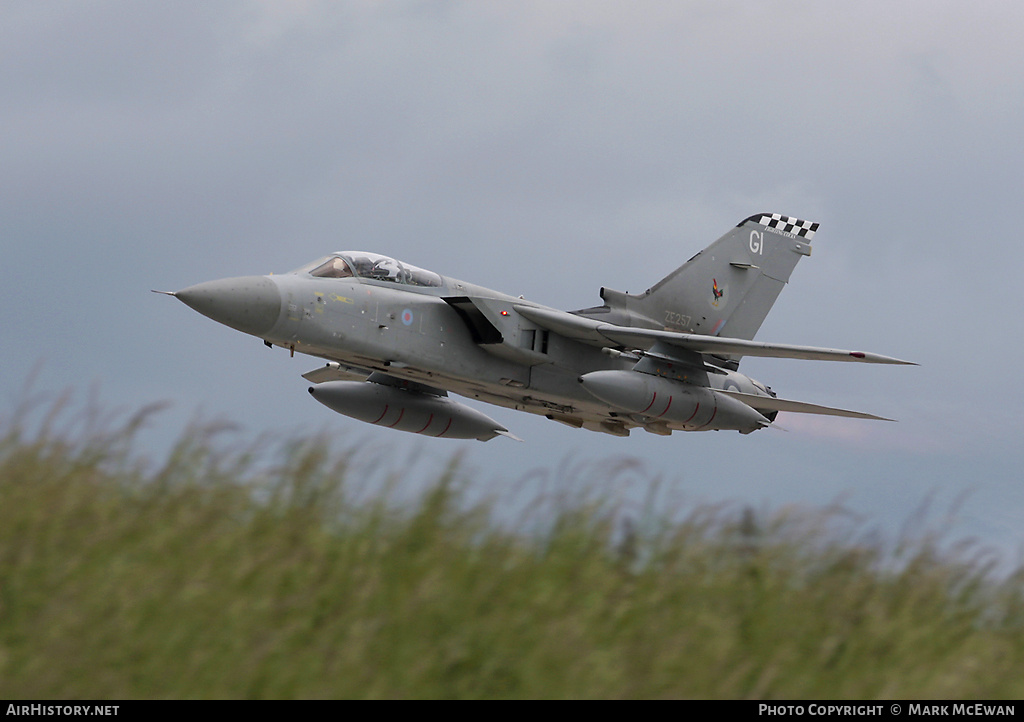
300, 253, 443, 287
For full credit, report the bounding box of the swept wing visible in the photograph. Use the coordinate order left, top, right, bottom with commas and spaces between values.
514, 305, 915, 365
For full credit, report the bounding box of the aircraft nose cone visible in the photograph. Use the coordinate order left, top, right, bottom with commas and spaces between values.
176, 275, 282, 337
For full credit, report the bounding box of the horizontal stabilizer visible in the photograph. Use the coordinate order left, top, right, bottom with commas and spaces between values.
716, 389, 895, 421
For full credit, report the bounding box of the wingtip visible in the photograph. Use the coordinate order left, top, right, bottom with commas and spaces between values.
849, 351, 918, 366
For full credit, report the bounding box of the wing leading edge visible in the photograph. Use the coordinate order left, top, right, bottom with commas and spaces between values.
514, 305, 915, 365
597, 326, 916, 365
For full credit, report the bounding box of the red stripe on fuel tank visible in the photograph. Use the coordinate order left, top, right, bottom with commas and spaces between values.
371, 405, 390, 424
656, 395, 673, 418
640, 392, 658, 414
386, 408, 406, 428
415, 414, 435, 434
697, 406, 718, 430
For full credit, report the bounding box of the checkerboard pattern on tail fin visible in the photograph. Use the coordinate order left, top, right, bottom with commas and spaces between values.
749, 214, 819, 239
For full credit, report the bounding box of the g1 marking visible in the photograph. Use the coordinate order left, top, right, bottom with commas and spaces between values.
749, 230, 764, 255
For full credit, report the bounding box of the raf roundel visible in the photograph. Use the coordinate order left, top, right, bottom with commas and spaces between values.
401, 309, 414, 326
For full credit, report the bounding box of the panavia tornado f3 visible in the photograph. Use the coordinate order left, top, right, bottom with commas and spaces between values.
161, 213, 914, 441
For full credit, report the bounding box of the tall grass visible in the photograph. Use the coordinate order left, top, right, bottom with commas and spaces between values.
0, 401, 1022, 699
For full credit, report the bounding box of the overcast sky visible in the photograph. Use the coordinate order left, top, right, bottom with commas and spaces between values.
4, 1, 1023, 561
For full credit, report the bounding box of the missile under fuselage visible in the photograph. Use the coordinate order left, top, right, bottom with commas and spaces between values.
308, 381, 511, 441
578, 370, 770, 434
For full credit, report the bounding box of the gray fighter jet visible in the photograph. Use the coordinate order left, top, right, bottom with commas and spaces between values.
162, 213, 913, 441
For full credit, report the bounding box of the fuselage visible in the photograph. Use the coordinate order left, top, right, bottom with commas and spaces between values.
172, 214, 911, 439
197, 252, 774, 435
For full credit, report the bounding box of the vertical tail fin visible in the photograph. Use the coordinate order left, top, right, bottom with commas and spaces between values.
579, 214, 817, 348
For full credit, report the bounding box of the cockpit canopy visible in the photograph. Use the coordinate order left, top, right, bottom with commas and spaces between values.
303, 252, 443, 288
